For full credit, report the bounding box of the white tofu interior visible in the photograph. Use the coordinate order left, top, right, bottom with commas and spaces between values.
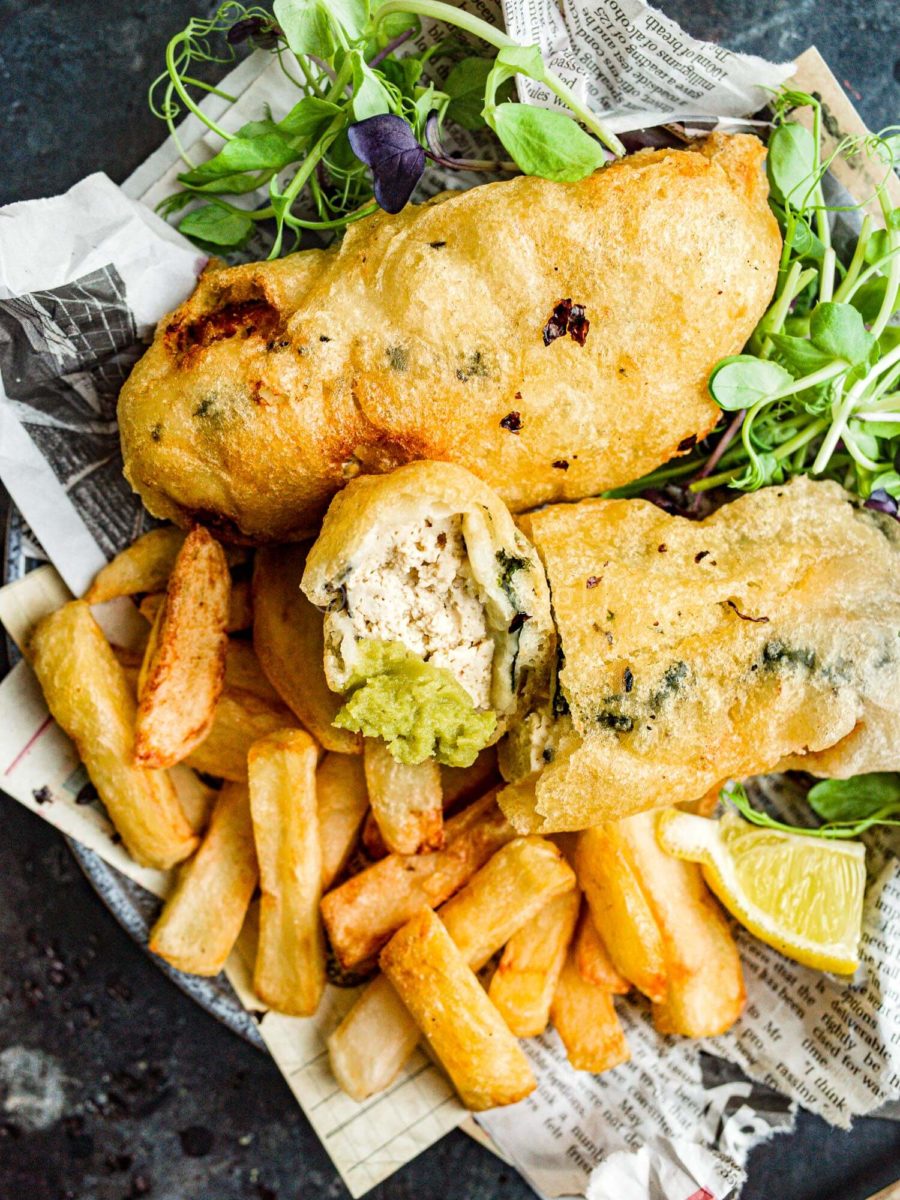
340, 515, 494, 709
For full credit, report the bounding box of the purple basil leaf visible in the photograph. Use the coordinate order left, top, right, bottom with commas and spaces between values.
227, 16, 282, 49
865, 488, 899, 517
347, 115, 425, 214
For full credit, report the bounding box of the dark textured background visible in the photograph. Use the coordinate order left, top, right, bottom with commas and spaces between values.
1, 3, 899, 1198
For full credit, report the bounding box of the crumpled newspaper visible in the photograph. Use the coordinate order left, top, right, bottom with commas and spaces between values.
0, 3, 897, 1198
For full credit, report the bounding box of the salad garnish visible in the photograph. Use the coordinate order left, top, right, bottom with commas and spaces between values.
150, 0, 623, 256
723, 775, 900, 838
611, 91, 900, 511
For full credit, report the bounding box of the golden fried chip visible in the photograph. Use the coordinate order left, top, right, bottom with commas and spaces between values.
248, 729, 325, 1016
380, 908, 536, 1110
252, 543, 360, 754
550, 950, 630, 1074
134, 527, 230, 769
363, 739, 443, 855
29, 601, 197, 869
320, 790, 514, 970
149, 780, 257, 975
489, 888, 580, 1038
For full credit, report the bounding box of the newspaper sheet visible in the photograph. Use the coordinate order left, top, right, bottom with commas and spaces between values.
0, 1, 896, 1196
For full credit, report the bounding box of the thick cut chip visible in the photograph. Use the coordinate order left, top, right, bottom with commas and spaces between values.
507, 478, 900, 831
252, 543, 360, 754
574, 824, 667, 1003
119, 135, 779, 542
380, 908, 536, 1110
363, 738, 443, 855
149, 781, 258, 974
85, 527, 186, 603
29, 601, 197, 870
361, 746, 499, 859
489, 888, 581, 1037
320, 790, 514, 969
134, 527, 231, 768
317, 753, 369, 889
184, 684, 301, 781
550, 950, 630, 1074
438, 836, 575, 971
328, 835, 574, 1099
248, 729, 325, 1015
619, 810, 745, 1037
572, 906, 630, 994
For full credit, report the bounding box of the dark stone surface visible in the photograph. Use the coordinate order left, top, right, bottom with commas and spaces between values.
0, 2, 899, 1198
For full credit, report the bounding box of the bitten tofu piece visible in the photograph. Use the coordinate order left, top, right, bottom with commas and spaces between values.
338, 515, 495, 709
301, 462, 555, 769
380, 908, 536, 1110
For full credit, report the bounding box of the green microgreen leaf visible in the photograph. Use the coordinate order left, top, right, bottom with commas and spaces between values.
767, 333, 835, 377
723, 780, 900, 839
178, 171, 265, 195
708, 356, 794, 411
273, 0, 336, 58
485, 103, 605, 182
869, 469, 900, 495
849, 276, 900, 324
350, 51, 392, 120
444, 57, 495, 130
807, 773, 900, 822
178, 203, 254, 247
809, 301, 876, 365
375, 9, 419, 41
179, 123, 299, 184
279, 96, 343, 139
328, 0, 370, 40
494, 43, 547, 81
767, 121, 817, 209
865, 229, 892, 265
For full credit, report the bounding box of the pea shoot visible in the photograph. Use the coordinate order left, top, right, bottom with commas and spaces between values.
723, 778, 900, 840
150, 0, 624, 258
610, 91, 900, 514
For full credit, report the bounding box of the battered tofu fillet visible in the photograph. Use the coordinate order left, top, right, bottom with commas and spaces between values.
501, 477, 900, 832
301, 461, 555, 767
118, 134, 781, 543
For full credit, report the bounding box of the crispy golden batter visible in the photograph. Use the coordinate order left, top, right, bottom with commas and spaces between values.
504, 478, 900, 832
119, 134, 779, 542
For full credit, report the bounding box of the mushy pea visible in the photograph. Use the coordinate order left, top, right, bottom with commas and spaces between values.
333, 640, 497, 767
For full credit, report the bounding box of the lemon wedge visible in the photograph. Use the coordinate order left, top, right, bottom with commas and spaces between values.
656, 808, 866, 975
